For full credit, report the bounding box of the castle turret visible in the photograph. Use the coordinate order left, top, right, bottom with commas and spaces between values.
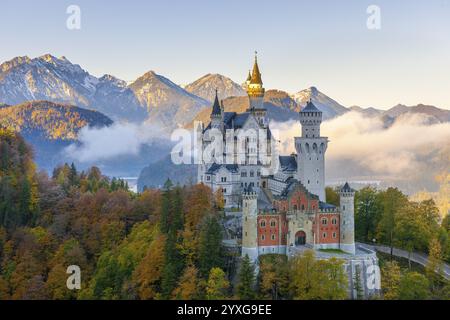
339, 182, 356, 254
210, 89, 223, 131
246, 52, 267, 127
295, 100, 328, 201
242, 185, 259, 263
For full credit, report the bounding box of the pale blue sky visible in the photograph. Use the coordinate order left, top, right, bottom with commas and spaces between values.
1, 0, 449, 109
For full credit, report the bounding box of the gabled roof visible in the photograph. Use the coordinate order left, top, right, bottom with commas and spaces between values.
276, 179, 319, 200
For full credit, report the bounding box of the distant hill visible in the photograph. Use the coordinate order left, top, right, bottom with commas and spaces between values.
0, 100, 113, 169
129, 71, 209, 130
184, 73, 246, 102
291, 86, 348, 120
137, 154, 197, 190
383, 104, 450, 123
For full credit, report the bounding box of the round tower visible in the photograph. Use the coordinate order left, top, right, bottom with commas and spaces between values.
295, 100, 328, 201
242, 186, 259, 263
339, 182, 356, 255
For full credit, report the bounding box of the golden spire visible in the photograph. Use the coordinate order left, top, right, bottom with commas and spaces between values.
246, 70, 251, 82
250, 51, 263, 85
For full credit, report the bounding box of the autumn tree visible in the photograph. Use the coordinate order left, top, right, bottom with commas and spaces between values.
258, 254, 290, 300
132, 234, 165, 300
206, 267, 229, 300
290, 250, 347, 300
425, 237, 444, 289
172, 265, 199, 300
381, 261, 401, 300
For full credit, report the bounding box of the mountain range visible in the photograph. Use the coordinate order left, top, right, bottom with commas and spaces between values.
1, 54, 449, 191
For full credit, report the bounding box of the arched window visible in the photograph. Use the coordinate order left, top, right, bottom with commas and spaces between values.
271, 234, 276, 240
270, 219, 277, 227
321, 218, 328, 225
332, 218, 337, 225
322, 232, 327, 239
260, 220, 266, 228
332, 232, 337, 238
261, 235, 265, 241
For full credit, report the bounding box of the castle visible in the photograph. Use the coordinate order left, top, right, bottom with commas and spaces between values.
198, 54, 356, 260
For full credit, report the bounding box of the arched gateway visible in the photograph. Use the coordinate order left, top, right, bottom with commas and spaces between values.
295, 230, 306, 246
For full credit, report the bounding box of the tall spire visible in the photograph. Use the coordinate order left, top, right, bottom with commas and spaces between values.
250, 51, 263, 85
211, 88, 221, 116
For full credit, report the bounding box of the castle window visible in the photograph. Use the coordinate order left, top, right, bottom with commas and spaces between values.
241, 170, 247, 177
206, 176, 211, 181
308, 180, 310, 184
260, 220, 266, 228
332, 232, 337, 238
271, 234, 276, 240
321, 218, 328, 225
322, 232, 327, 239
223, 188, 227, 194
261, 235, 265, 241
343, 205, 346, 210
257, 171, 261, 177
332, 218, 337, 225
250, 171, 254, 177
270, 219, 276, 227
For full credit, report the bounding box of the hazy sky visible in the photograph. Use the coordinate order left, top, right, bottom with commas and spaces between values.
1, 0, 449, 109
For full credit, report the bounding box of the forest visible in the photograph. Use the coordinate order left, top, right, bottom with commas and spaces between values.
0, 128, 448, 300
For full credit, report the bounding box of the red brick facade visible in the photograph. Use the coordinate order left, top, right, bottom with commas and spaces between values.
258, 184, 340, 248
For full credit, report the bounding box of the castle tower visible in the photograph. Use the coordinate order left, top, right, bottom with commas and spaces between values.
242, 186, 259, 263
210, 89, 223, 131
339, 182, 356, 255
294, 100, 328, 201
246, 52, 267, 127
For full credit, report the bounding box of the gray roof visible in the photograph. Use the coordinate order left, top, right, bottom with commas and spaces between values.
211, 91, 221, 116
205, 163, 239, 174
278, 179, 319, 200
204, 111, 272, 139
279, 155, 297, 172
319, 201, 337, 210
341, 182, 355, 193
301, 100, 321, 113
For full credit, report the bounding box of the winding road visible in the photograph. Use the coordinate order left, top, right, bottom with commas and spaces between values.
357, 242, 450, 280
